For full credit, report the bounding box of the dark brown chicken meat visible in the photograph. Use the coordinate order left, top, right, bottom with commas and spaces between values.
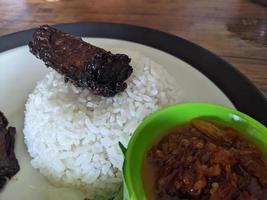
0, 111, 20, 190
29, 25, 133, 97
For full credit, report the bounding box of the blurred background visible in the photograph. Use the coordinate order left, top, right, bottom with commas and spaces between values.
0, 0, 266, 95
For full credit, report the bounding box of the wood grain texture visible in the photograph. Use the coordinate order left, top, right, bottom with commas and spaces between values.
0, 0, 266, 95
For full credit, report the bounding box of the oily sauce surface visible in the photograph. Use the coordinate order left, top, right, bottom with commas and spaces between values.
142, 119, 267, 200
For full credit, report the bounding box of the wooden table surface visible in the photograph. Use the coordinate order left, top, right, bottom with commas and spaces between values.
0, 0, 266, 96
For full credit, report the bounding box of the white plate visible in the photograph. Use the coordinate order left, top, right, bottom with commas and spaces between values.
0, 38, 233, 200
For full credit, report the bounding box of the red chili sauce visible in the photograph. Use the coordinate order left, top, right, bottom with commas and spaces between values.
142, 119, 267, 200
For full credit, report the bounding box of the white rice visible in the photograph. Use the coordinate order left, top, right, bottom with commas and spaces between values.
23, 49, 184, 199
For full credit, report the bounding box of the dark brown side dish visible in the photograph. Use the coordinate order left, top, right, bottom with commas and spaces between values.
143, 119, 267, 200
29, 25, 133, 97
0, 111, 20, 189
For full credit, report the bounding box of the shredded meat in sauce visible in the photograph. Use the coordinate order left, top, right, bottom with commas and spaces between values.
144, 119, 267, 200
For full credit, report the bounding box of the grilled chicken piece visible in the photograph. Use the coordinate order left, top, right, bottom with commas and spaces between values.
29, 25, 133, 97
0, 111, 19, 189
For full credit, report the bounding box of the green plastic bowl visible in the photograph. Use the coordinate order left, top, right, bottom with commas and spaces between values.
122, 103, 267, 200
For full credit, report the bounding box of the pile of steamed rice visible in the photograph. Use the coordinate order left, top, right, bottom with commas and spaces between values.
24, 49, 183, 199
